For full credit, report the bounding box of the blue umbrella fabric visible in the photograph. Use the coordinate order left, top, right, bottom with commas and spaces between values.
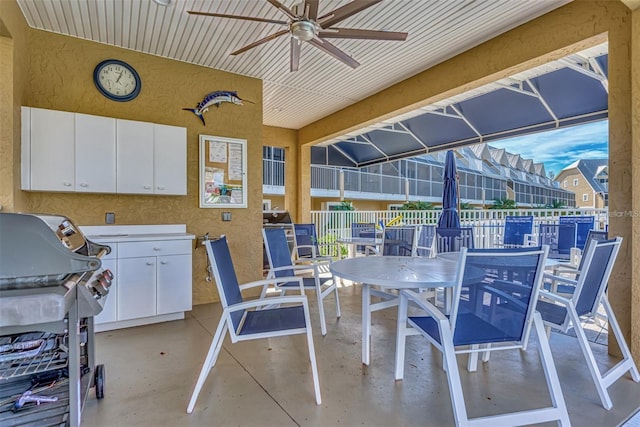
437, 150, 461, 228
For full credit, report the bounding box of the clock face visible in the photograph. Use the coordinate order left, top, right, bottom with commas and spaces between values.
93, 59, 141, 101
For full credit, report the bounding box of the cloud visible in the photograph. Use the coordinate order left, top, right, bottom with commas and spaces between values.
488, 121, 608, 175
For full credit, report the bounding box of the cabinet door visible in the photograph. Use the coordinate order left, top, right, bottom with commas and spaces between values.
29, 108, 75, 191
76, 113, 116, 193
156, 254, 192, 315
154, 124, 187, 195
117, 257, 157, 320
117, 119, 154, 194
93, 258, 117, 325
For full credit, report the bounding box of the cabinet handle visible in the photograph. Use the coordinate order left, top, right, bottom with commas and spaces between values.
160, 260, 168, 264
63, 182, 72, 187
80, 183, 88, 187
157, 186, 165, 190
146, 261, 154, 266
143, 185, 152, 190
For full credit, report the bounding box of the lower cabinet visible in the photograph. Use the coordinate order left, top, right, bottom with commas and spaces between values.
93, 237, 193, 331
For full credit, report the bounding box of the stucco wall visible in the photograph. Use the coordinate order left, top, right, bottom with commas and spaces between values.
1, 2, 264, 305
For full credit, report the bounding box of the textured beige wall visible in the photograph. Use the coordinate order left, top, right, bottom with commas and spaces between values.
1, 4, 264, 305
631, 6, 640, 366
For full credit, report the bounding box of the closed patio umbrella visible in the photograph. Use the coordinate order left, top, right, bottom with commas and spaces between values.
437, 150, 461, 228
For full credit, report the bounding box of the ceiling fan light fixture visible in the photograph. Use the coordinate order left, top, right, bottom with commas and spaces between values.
291, 21, 316, 41
152, 0, 172, 6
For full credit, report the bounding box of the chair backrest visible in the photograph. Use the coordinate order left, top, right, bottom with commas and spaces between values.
351, 222, 377, 254
382, 226, 416, 256
351, 222, 376, 238
503, 215, 534, 246
262, 228, 296, 278
572, 238, 621, 317
559, 216, 595, 250
577, 230, 609, 270
293, 223, 318, 259
451, 246, 549, 347
538, 223, 576, 259
204, 236, 245, 331
415, 224, 436, 257
436, 227, 474, 253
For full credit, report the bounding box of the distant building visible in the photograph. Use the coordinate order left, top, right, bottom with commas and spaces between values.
555, 159, 608, 208
264, 144, 576, 210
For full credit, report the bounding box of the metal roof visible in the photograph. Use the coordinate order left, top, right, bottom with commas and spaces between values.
313, 43, 609, 167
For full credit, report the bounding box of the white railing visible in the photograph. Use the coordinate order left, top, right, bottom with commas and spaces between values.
310, 208, 609, 249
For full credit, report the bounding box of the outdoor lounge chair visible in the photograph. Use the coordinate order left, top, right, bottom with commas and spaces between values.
366, 225, 417, 256
559, 215, 595, 250
292, 223, 341, 262
436, 227, 474, 253
395, 245, 571, 426
537, 237, 640, 410
415, 224, 436, 257
496, 215, 534, 247
537, 223, 576, 260
187, 236, 321, 413
263, 227, 341, 336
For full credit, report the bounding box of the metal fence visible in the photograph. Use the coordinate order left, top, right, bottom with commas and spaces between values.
310, 208, 609, 249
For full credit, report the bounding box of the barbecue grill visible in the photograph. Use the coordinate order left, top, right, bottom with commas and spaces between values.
0, 212, 112, 426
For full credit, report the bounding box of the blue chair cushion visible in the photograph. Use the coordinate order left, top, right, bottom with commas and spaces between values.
536, 300, 569, 326
278, 276, 332, 288
239, 305, 307, 335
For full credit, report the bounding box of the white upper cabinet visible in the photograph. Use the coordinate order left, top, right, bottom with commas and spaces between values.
154, 124, 187, 195
22, 107, 187, 195
26, 107, 75, 191
116, 119, 155, 194
76, 113, 117, 193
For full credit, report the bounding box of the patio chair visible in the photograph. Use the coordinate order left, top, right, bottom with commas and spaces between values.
436, 227, 474, 253
549, 230, 609, 288
292, 223, 340, 262
537, 237, 640, 410
537, 223, 577, 260
367, 225, 417, 256
351, 222, 377, 255
559, 215, 595, 250
187, 236, 321, 413
496, 215, 533, 247
415, 224, 436, 257
395, 245, 571, 426
263, 228, 341, 336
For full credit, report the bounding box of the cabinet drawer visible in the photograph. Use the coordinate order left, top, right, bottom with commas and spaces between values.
118, 240, 192, 258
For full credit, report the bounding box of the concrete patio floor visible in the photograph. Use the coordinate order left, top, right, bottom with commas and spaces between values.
82, 284, 639, 426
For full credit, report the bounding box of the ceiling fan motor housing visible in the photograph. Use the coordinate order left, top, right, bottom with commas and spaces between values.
291, 20, 316, 41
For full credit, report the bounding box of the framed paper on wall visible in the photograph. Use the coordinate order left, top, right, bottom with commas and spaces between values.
199, 135, 247, 208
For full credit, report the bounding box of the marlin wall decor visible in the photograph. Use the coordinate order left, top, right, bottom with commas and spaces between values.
183, 90, 253, 125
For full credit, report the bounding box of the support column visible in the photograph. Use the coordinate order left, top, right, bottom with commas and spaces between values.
630, 6, 640, 363
608, 5, 636, 362
298, 145, 312, 223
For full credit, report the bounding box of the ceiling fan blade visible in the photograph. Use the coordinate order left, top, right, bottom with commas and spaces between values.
307, 38, 360, 69
305, 0, 319, 20
290, 38, 301, 72
187, 10, 287, 26
230, 30, 289, 56
317, 0, 383, 29
266, 0, 298, 20
319, 28, 407, 41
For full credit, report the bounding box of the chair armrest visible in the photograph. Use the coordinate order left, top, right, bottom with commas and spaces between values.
538, 289, 573, 305
292, 257, 331, 267
399, 289, 447, 321
542, 273, 578, 286
268, 264, 321, 274
226, 294, 308, 313
239, 277, 301, 290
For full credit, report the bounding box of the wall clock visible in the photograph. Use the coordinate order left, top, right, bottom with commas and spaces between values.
93, 59, 141, 102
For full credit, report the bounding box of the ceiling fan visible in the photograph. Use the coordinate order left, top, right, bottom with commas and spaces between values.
188, 0, 408, 72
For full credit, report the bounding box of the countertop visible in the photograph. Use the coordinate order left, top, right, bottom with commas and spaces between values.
80, 224, 195, 242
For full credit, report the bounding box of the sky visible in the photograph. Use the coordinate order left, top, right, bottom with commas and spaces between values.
487, 120, 609, 178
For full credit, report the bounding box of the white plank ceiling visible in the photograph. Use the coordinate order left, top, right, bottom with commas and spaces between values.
16, 0, 571, 130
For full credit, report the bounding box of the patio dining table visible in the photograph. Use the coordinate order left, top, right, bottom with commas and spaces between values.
330, 255, 466, 365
